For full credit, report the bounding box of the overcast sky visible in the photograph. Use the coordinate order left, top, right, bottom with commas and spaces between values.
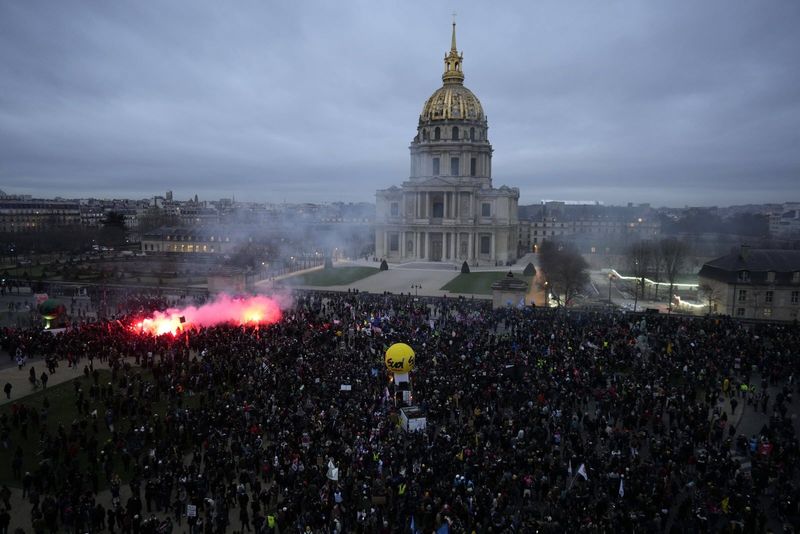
1, 1, 798, 207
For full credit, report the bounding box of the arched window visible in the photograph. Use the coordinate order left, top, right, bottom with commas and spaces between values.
470, 127, 475, 141
422, 129, 429, 141
452, 126, 459, 140
434, 127, 440, 140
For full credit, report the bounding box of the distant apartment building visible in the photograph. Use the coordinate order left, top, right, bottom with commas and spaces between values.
698, 246, 800, 321
0, 195, 81, 232
141, 226, 237, 254
517, 202, 660, 254
769, 203, 800, 239
78, 198, 147, 228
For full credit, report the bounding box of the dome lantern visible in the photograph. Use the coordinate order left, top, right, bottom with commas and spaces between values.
442, 21, 464, 86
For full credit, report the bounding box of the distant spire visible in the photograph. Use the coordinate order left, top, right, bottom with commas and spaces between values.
442, 19, 464, 85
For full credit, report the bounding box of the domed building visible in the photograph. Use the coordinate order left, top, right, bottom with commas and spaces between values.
375, 23, 519, 264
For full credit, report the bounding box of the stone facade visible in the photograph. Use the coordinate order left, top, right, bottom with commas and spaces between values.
698, 246, 800, 321
375, 23, 519, 264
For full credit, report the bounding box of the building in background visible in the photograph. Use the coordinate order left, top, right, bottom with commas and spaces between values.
0, 196, 81, 232
769, 203, 800, 239
375, 23, 519, 264
517, 202, 660, 255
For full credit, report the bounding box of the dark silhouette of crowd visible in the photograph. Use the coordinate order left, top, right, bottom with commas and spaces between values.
1, 290, 799, 533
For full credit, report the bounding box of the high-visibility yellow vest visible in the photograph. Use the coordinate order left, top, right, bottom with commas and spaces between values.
398, 483, 407, 495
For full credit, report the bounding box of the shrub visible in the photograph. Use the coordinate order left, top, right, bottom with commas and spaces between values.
461, 261, 470, 274
523, 262, 536, 277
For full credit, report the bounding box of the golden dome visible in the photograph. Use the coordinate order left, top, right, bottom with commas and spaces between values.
421, 84, 484, 122
419, 22, 485, 123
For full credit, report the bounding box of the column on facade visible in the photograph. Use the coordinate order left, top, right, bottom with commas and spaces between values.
491, 231, 496, 261
383, 231, 388, 258
467, 231, 473, 260
425, 232, 430, 261
447, 232, 453, 260
443, 192, 448, 219
400, 231, 406, 258
451, 232, 457, 259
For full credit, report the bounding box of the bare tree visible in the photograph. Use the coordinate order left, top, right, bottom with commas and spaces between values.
699, 282, 721, 315
626, 240, 654, 312
660, 237, 689, 314
539, 241, 590, 307
651, 244, 664, 301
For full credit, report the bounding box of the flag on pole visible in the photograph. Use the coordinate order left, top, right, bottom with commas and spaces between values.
619, 477, 624, 497
577, 463, 588, 481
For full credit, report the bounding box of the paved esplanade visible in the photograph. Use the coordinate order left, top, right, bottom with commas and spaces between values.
255, 254, 539, 297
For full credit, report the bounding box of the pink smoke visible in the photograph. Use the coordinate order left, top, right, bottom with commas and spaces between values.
133, 293, 285, 336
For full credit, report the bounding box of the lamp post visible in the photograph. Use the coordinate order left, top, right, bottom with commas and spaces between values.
411, 284, 421, 297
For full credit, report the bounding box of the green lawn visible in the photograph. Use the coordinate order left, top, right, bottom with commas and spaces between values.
0, 368, 198, 488
286, 266, 380, 286
442, 271, 533, 295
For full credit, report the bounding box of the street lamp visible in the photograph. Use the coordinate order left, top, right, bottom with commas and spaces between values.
411, 284, 421, 297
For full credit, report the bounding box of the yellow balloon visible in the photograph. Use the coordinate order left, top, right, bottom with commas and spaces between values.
385, 343, 415, 373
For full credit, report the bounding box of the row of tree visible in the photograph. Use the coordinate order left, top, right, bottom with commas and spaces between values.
626, 237, 690, 312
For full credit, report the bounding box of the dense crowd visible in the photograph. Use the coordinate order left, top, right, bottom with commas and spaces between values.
1, 290, 799, 533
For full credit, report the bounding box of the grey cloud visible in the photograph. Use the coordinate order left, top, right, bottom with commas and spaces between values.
0, 0, 798, 206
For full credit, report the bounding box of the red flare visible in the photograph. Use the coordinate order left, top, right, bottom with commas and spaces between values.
133, 294, 283, 336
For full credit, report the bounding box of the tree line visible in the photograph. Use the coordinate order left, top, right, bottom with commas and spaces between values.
625, 237, 690, 312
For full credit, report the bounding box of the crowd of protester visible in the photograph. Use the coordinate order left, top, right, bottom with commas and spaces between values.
0, 289, 799, 533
